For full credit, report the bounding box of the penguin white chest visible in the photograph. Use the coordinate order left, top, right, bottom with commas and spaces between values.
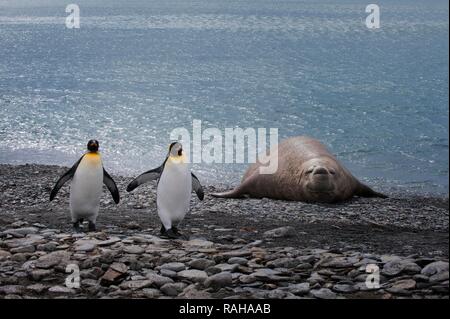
157, 161, 192, 224
70, 154, 103, 221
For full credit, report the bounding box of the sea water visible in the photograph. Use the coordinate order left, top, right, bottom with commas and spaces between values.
0, 0, 448, 194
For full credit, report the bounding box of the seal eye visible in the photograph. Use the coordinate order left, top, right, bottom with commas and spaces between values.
305, 169, 313, 175
178, 149, 182, 156
329, 169, 336, 175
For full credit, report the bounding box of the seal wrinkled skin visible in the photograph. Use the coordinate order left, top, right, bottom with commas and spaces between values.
212, 136, 387, 203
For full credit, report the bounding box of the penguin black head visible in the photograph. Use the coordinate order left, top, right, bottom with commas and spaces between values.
87, 139, 99, 152
169, 142, 183, 157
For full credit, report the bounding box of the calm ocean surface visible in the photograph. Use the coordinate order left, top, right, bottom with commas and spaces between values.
0, 0, 448, 194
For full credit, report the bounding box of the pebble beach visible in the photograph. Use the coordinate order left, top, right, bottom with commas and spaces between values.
0, 164, 448, 299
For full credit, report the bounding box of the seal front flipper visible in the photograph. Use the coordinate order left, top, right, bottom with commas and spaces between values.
191, 173, 204, 200
49, 155, 85, 201
126, 165, 163, 192
103, 168, 120, 204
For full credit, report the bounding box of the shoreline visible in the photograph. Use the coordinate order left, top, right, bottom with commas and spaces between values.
0, 163, 448, 299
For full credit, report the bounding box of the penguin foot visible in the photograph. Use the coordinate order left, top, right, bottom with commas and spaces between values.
161, 228, 180, 239
88, 222, 96, 232
73, 222, 83, 233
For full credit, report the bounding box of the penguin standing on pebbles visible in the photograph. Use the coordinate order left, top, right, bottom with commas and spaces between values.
127, 142, 204, 239
50, 140, 120, 232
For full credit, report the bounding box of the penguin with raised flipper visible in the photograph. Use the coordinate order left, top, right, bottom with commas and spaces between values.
50, 140, 120, 232
127, 142, 204, 239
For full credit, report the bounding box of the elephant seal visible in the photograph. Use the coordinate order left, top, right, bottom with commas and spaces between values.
212, 136, 387, 203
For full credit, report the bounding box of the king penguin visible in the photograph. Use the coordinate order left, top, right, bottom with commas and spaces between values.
126, 142, 204, 239
50, 140, 120, 232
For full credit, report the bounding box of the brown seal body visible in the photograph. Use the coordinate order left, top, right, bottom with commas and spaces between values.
212, 136, 387, 203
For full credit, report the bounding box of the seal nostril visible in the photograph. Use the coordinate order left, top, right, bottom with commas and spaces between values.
313, 167, 328, 175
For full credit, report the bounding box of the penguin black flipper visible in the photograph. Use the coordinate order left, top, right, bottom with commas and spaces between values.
191, 173, 204, 200
126, 165, 164, 192
103, 168, 120, 204
49, 155, 84, 201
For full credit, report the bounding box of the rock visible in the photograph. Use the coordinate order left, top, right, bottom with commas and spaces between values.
98, 237, 122, 247
99, 250, 118, 264
48, 285, 76, 294
263, 226, 295, 238
431, 284, 449, 294
75, 240, 97, 252
188, 258, 216, 270
204, 272, 233, 290
391, 279, 416, 290
220, 250, 252, 258
421, 261, 449, 276
307, 272, 326, 285
110, 262, 128, 274
316, 256, 359, 268
310, 288, 337, 299
333, 283, 357, 293
100, 262, 128, 286
12, 253, 29, 262
178, 269, 208, 283
140, 288, 160, 298
228, 257, 248, 265
3, 227, 39, 237
382, 260, 421, 276
80, 267, 104, 280
205, 266, 222, 276
27, 284, 48, 293
266, 257, 299, 268
160, 269, 178, 278
4, 235, 45, 248
80, 257, 101, 270
0, 249, 12, 260
252, 268, 286, 282
81, 279, 98, 287
160, 262, 186, 272
119, 280, 153, 290
10, 221, 29, 228
29, 269, 54, 281
123, 245, 145, 255
10, 245, 35, 253
183, 239, 214, 249
238, 274, 257, 284
125, 221, 141, 230
179, 285, 212, 299
37, 242, 58, 252
215, 263, 239, 273
0, 285, 25, 295
35, 251, 71, 269
145, 272, 174, 287
160, 282, 187, 296
429, 271, 449, 283
252, 289, 291, 299
386, 287, 413, 296
288, 283, 310, 295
